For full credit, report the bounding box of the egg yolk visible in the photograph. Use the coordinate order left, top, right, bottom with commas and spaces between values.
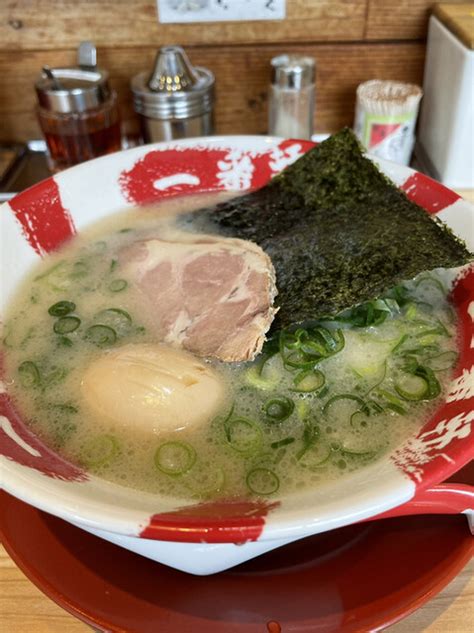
80, 343, 226, 434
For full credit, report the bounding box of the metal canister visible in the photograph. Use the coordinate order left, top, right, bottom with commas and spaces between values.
131, 46, 215, 143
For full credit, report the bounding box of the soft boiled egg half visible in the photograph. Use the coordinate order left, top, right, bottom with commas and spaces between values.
81, 343, 226, 434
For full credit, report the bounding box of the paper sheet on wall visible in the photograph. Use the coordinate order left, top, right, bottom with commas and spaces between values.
157, 0, 286, 23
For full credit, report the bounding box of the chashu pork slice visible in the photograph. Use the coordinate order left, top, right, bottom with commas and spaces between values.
118, 232, 278, 362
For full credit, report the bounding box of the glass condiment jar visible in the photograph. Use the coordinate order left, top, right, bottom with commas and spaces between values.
268, 54, 316, 140
35, 42, 121, 172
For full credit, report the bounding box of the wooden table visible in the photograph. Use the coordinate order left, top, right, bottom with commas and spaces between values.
1, 191, 473, 632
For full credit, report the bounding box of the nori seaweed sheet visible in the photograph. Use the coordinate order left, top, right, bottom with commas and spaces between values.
184, 128, 472, 329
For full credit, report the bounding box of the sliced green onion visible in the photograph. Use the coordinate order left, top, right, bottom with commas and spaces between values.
414, 364, 442, 399
395, 363, 441, 401
53, 316, 81, 334
271, 437, 295, 450
300, 339, 327, 358
317, 385, 330, 399
279, 327, 345, 368
390, 284, 410, 306
154, 441, 196, 476
314, 326, 342, 351
401, 344, 440, 357
108, 279, 128, 292
291, 369, 325, 393
184, 464, 226, 496
35, 261, 70, 291
95, 308, 132, 334
298, 441, 331, 469
376, 388, 408, 415
341, 447, 378, 458
391, 333, 409, 354
246, 468, 280, 495
323, 394, 367, 416
405, 302, 421, 321
395, 373, 429, 401
245, 365, 279, 391
281, 349, 317, 370
350, 410, 371, 430
414, 274, 446, 295
386, 402, 408, 415
365, 399, 384, 415
48, 301, 76, 317
84, 324, 117, 347
43, 366, 67, 387
364, 362, 388, 397
296, 420, 320, 459
415, 319, 450, 342
426, 350, 458, 371
336, 298, 395, 328
57, 336, 73, 348
18, 361, 41, 388
110, 259, 118, 273
71, 260, 89, 279
263, 396, 295, 422
244, 353, 279, 391
329, 329, 346, 353
280, 329, 303, 351
352, 361, 384, 379
82, 434, 120, 467
225, 417, 262, 454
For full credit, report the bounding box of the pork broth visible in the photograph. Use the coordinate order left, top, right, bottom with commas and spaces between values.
2, 194, 459, 500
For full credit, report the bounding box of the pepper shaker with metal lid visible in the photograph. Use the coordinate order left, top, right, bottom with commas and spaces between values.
269, 54, 316, 140
131, 46, 215, 143
35, 42, 121, 172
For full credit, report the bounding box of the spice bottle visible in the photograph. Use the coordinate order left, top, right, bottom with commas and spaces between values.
268, 54, 316, 139
131, 45, 215, 143
35, 42, 121, 172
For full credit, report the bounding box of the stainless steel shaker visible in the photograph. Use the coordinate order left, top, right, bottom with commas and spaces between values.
131, 46, 215, 143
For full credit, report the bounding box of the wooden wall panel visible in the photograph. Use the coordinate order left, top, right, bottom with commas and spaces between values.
1, 0, 367, 50
365, 0, 469, 40
0, 42, 425, 142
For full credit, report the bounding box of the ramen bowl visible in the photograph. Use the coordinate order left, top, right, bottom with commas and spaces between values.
1, 136, 473, 575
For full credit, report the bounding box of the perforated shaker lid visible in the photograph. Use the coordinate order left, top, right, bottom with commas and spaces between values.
131, 45, 215, 120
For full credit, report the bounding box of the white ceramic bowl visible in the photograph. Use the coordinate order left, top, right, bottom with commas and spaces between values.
1, 136, 473, 574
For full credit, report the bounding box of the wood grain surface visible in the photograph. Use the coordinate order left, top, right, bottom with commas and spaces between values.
0, 0, 368, 50
0, 41, 425, 142
0, 543, 472, 633
364, 0, 471, 39
1, 0, 468, 49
